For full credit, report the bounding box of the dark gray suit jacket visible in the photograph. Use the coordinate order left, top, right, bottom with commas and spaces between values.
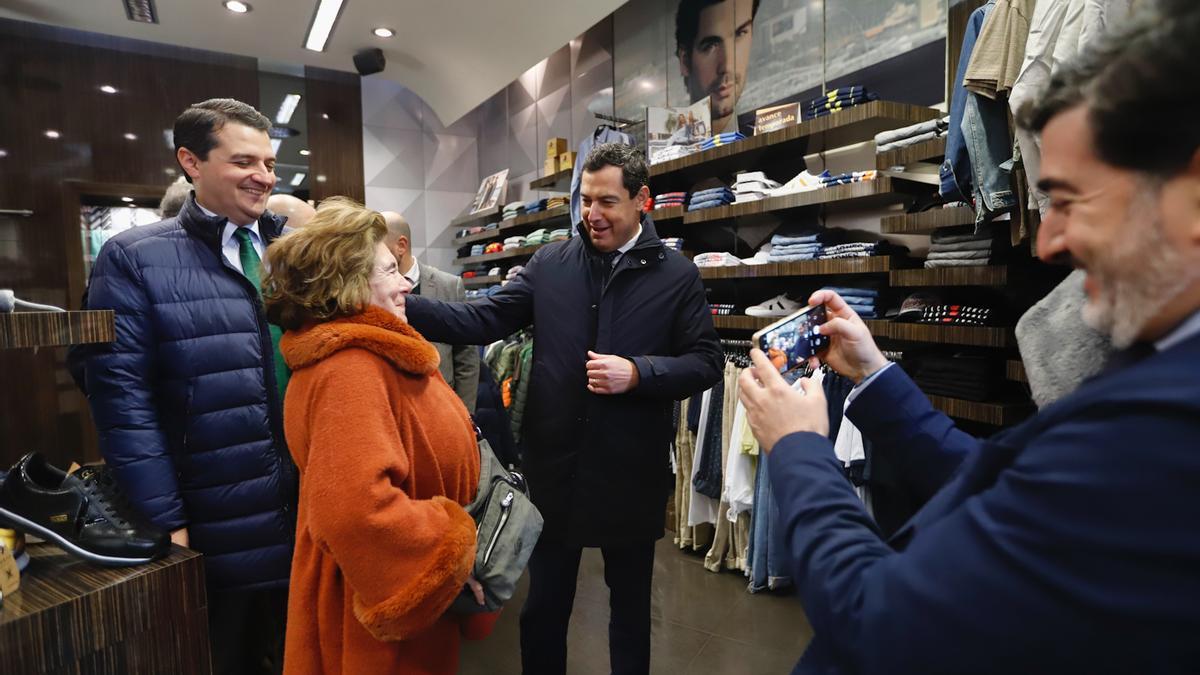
417, 261, 479, 412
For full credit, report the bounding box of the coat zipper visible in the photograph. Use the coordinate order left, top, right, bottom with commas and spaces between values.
483, 491, 514, 567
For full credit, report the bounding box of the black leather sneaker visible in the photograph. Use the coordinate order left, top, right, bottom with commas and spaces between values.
0, 453, 170, 566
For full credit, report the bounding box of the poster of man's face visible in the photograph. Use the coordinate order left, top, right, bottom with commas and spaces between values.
675, 0, 759, 134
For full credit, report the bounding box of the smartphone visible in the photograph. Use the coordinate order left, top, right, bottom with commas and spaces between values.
751, 304, 830, 383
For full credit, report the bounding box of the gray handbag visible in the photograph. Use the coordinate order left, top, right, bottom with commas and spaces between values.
450, 435, 544, 613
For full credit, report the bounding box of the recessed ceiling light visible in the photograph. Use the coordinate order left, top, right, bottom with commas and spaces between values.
316, 174, 327, 183
299, 149, 311, 156
121, 197, 134, 203
373, 27, 394, 38
223, 1, 251, 13
124, 132, 138, 140
0, 149, 8, 158
275, 93, 302, 124
100, 84, 118, 94
290, 172, 306, 187
639, 79, 655, 91
304, 0, 346, 52
321, 113, 329, 120
44, 130, 60, 139
164, 168, 177, 175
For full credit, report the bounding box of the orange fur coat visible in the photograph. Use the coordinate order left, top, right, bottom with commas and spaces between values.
279, 306, 481, 675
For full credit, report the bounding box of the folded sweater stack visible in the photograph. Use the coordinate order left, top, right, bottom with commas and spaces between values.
688, 186, 735, 212
925, 224, 1004, 268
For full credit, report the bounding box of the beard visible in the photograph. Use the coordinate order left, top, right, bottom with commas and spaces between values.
1081, 192, 1199, 348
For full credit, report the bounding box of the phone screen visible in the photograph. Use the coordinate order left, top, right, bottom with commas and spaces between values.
754, 305, 829, 383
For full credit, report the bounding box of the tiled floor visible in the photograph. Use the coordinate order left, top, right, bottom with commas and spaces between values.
460, 538, 814, 674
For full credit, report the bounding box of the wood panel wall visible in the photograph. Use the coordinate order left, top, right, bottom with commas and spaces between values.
304, 66, 365, 204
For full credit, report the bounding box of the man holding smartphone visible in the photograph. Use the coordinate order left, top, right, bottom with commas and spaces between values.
737, 7, 1200, 672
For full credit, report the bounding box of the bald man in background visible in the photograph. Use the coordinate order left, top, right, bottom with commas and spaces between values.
382, 210, 479, 411
266, 193, 316, 229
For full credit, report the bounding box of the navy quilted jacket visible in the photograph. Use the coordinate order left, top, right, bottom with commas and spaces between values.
79, 194, 296, 591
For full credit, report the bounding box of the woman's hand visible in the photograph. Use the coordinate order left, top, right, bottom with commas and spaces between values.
808, 290, 888, 383
466, 575, 486, 606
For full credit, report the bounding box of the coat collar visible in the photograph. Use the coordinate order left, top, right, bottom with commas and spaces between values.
280, 306, 441, 375
178, 190, 288, 253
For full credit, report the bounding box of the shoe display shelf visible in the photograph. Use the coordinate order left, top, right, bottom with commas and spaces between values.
1, 309, 212, 674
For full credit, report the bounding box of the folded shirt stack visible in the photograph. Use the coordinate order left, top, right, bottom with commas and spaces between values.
819, 241, 884, 260
820, 170, 878, 187
924, 224, 1004, 268
502, 236, 523, 251
548, 228, 570, 242
916, 304, 994, 326
505, 265, 524, 281
910, 353, 999, 402
651, 143, 700, 164
692, 251, 744, 267
546, 197, 568, 211
699, 132, 746, 151
875, 116, 951, 155
502, 201, 524, 221
709, 303, 739, 316
470, 244, 486, 256
769, 170, 832, 197
661, 237, 684, 251
524, 199, 548, 215
734, 171, 782, 203
822, 286, 881, 319
484, 242, 504, 254
767, 231, 825, 262
803, 86, 879, 120
688, 186, 735, 211
654, 192, 687, 210
523, 229, 548, 246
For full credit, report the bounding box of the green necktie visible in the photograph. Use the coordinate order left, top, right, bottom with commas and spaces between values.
233, 227, 290, 400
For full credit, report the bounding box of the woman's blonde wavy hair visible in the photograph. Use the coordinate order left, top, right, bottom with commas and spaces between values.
263, 196, 388, 330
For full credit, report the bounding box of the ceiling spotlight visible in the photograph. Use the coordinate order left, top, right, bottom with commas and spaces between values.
316, 174, 327, 183
224, 1, 251, 13
304, 0, 346, 52
0, 149, 8, 158
100, 84, 118, 94
44, 130, 61, 139
299, 149, 311, 156
121, 197, 134, 203
373, 27, 394, 38
290, 172, 306, 186
164, 168, 177, 175
320, 113, 330, 120
124, 132, 138, 140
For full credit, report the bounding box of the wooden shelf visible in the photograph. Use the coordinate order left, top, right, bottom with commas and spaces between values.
453, 206, 570, 246
529, 168, 573, 191
455, 243, 544, 266
889, 265, 1007, 287
712, 315, 890, 337
886, 323, 1011, 348
449, 205, 502, 230
876, 136, 946, 169
1007, 359, 1028, 383
651, 205, 684, 223
881, 207, 975, 234
926, 395, 1034, 426
699, 256, 893, 280
0, 310, 114, 349
681, 177, 913, 226
463, 275, 503, 288
650, 101, 940, 185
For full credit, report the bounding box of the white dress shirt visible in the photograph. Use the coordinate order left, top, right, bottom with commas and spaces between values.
402, 258, 421, 287
195, 200, 263, 274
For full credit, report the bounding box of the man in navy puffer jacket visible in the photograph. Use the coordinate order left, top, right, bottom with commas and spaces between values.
75, 99, 295, 674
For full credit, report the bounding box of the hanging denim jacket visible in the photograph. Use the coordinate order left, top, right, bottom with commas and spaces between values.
940, 0, 996, 203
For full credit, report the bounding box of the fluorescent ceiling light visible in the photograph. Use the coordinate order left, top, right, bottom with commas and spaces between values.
100, 85, 118, 94
275, 94, 302, 124
291, 173, 307, 187
299, 149, 311, 156
304, 0, 345, 52
270, 139, 283, 154
224, 1, 251, 13
373, 27, 394, 38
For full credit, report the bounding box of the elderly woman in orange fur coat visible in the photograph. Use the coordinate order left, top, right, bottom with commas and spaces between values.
262, 197, 493, 675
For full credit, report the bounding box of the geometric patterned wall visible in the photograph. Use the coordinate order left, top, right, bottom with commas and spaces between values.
361, 78, 481, 271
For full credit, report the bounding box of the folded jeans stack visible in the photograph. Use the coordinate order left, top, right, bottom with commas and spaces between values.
693, 251, 744, 267
524, 199, 547, 215
654, 192, 688, 210
910, 353, 998, 402
734, 171, 781, 203
819, 170, 878, 187
822, 286, 881, 319
925, 224, 1004, 268
874, 116, 951, 155
803, 86, 879, 120
700, 132, 746, 151
688, 187, 735, 212
916, 304, 993, 326
470, 244, 486, 257
819, 241, 883, 260
768, 231, 826, 262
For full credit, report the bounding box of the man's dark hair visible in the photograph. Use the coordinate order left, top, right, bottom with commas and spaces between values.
582, 143, 649, 199
173, 98, 271, 183
1020, 6, 1200, 179
675, 0, 762, 56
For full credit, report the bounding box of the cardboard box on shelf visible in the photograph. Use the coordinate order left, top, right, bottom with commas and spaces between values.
544, 157, 559, 176
558, 151, 576, 171
546, 137, 568, 159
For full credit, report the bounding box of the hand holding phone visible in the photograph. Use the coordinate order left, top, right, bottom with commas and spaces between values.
751, 304, 830, 384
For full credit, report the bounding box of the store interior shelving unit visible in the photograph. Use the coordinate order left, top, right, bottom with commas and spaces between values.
0, 310, 114, 349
